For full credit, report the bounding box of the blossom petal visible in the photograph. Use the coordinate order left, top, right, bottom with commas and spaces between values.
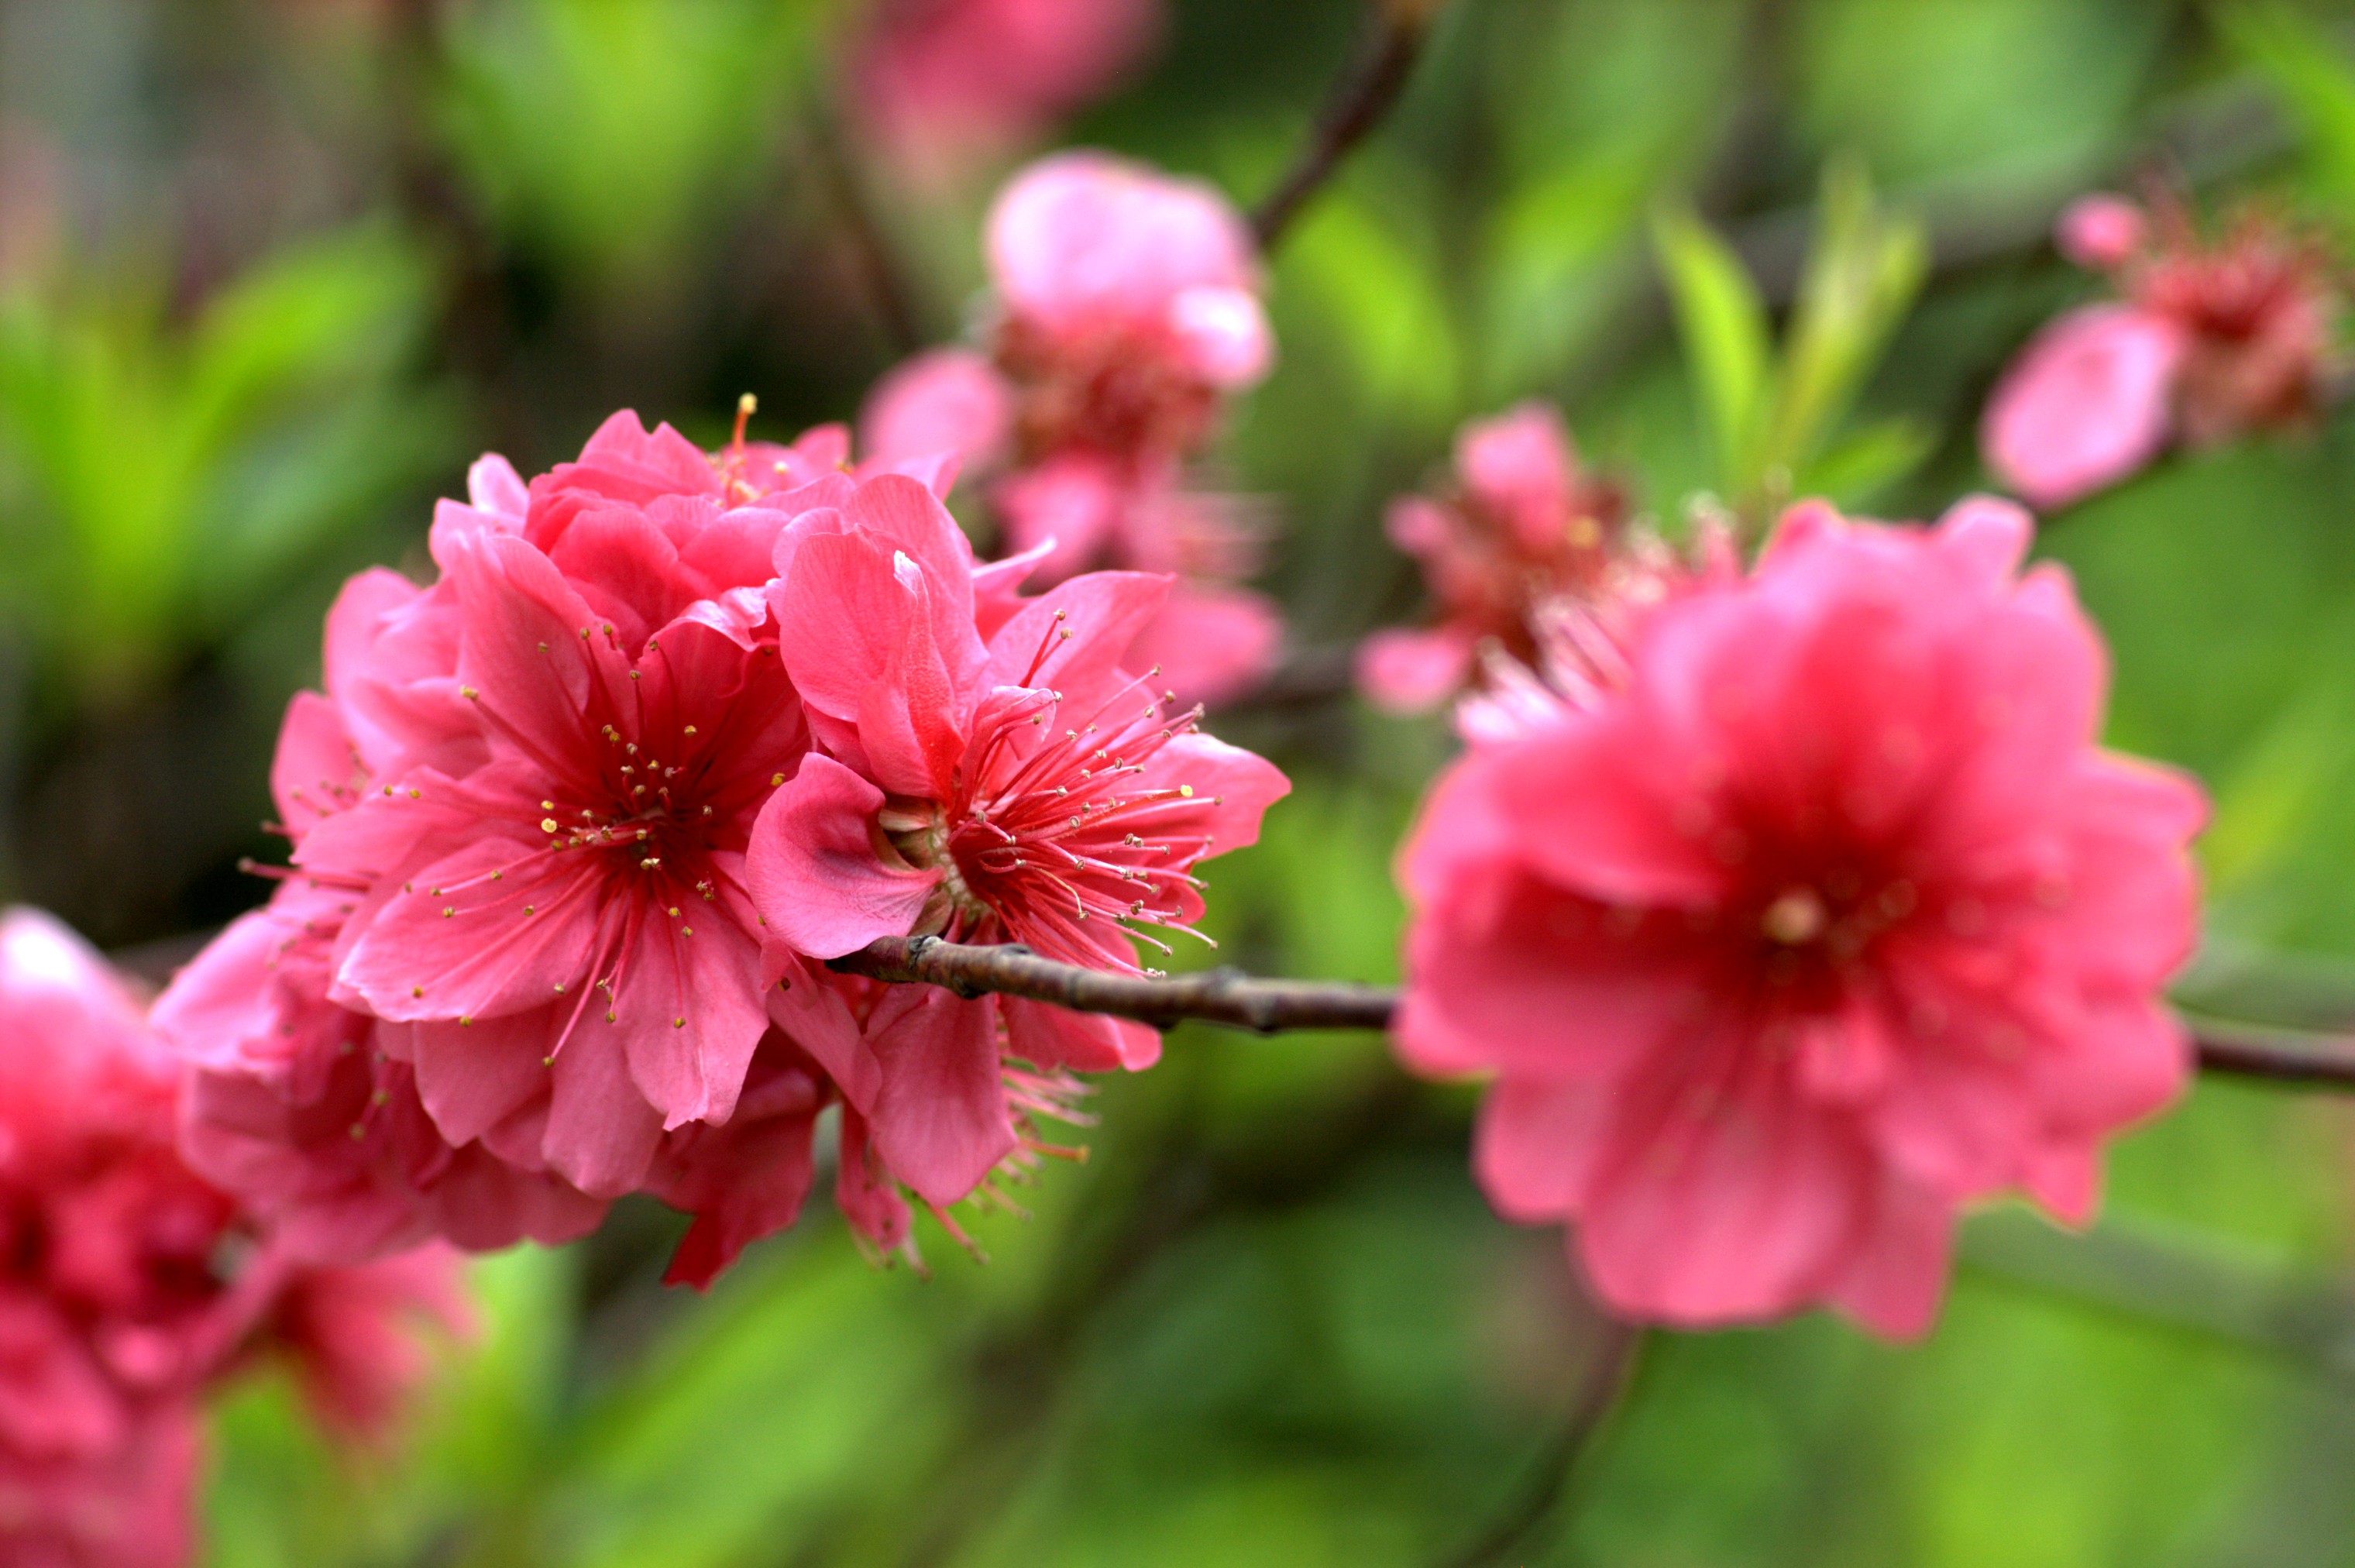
867, 987, 1014, 1205
747, 756, 940, 960
541, 1028, 663, 1198
1473, 1076, 1611, 1222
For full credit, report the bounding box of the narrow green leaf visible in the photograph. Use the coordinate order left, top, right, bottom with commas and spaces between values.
2224, 3, 2355, 222
1767, 157, 1927, 487
1650, 204, 1771, 490
1793, 414, 1934, 506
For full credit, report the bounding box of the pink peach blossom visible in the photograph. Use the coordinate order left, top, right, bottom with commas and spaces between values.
1984, 193, 2342, 507
2056, 194, 2146, 271
1393, 497, 2205, 1336
861, 151, 1282, 706
162, 411, 968, 1289
987, 152, 1267, 387
0, 908, 466, 1563
747, 473, 1287, 1212
304, 428, 817, 1205
1980, 305, 2185, 511
1359, 403, 1629, 712
246, 1245, 471, 1442
850, 0, 1164, 185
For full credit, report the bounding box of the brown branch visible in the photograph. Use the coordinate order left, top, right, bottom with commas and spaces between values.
834, 938, 2355, 1092
2186, 1017, 2355, 1088
799, 93, 926, 360
1436, 1315, 1642, 1568
829, 936, 1395, 1033
1249, 0, 1449, 252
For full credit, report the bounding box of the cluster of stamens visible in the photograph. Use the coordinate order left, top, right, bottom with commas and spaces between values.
900, 610, 1225, 975
389, 626, 745, 1057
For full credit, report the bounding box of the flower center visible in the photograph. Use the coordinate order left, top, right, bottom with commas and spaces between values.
883, 800, 992, 930
1760, 886, 1827, 945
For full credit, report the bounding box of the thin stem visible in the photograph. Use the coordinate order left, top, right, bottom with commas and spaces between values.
800, 92, 926, 360
831, 937, 2355, 1089
2182, 1016, 2355, 1088
1250, 0, 1449, 251
1435, 1315, 1642, 1568
830, 935, 1395, 1033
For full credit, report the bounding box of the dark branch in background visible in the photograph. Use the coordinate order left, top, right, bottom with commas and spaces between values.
834, 937, 2355, 1090
1250, 0, 1449, 251
2180, 1015, 2355, 1088
1437, 1315, 1642, 1568
799, 90, 926, 360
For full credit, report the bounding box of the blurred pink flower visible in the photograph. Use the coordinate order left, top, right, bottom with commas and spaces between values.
0, 1408, 198, 1568
748, 474, 1287, 1213
0, 908, 465, 1563
1394, 498, 2206, 1336
850, 0, 1164, 185
1979, 305, 2185, 511
985, 152, 1268, 388
2055, 193, 2146, 271
1357, 402, 1629, 712
1984, 192, 2342, 507
861, 349, 1015, 480
247, 1245, 471, 1443
861, 151, 1281, 707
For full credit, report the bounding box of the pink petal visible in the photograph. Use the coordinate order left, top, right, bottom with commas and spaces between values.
270, 692, 360, 839
1396, 860, 1710, 1081
1001, 996, 1160, 1071
397, 1014, 552, 1148
768, 961, 882, 1112
987, 150, 1259, 332
747, 755, 940, 959
1577, 1052, 1875, 1327
983, 568, 1170, 696
1817, 1175, 1953, 1339
446, 531, 612, 770
1356, 627, 1477, 712
861, 348, 1016, 473
1472, 1075, 1612, 1222
1456, 402, 1575, 521
835, 1106, 912, 1250
541, 1027, 663, 1198
1478, 714, 1733, 908
336, 835, 603, 1023
1126, 583, 1283, 709
2055, 194, 2146, 270
610, 916, 768, 1130
1981, 304, 2185, 510
992, 455, 1129, 582
1167, 284, 1272, 387
469, 452, 531, 519
866, 987, 1015, 1205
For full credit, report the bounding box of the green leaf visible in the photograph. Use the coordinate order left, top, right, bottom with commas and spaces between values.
1651, 203, 1771, 488
2223, 4, 2355, 225
1275, 187, 1462, 428
1793, 414, 1935, 505
1766, 156, 1927, 487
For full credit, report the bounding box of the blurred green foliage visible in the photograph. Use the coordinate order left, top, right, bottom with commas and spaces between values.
9, 0, 2355, 1562
0, 226, 451, 707
440, 0, 825, 290
1655, 159, 1931, 524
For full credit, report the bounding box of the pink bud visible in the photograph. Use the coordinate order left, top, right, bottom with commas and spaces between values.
2056, 194, 2146, 271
